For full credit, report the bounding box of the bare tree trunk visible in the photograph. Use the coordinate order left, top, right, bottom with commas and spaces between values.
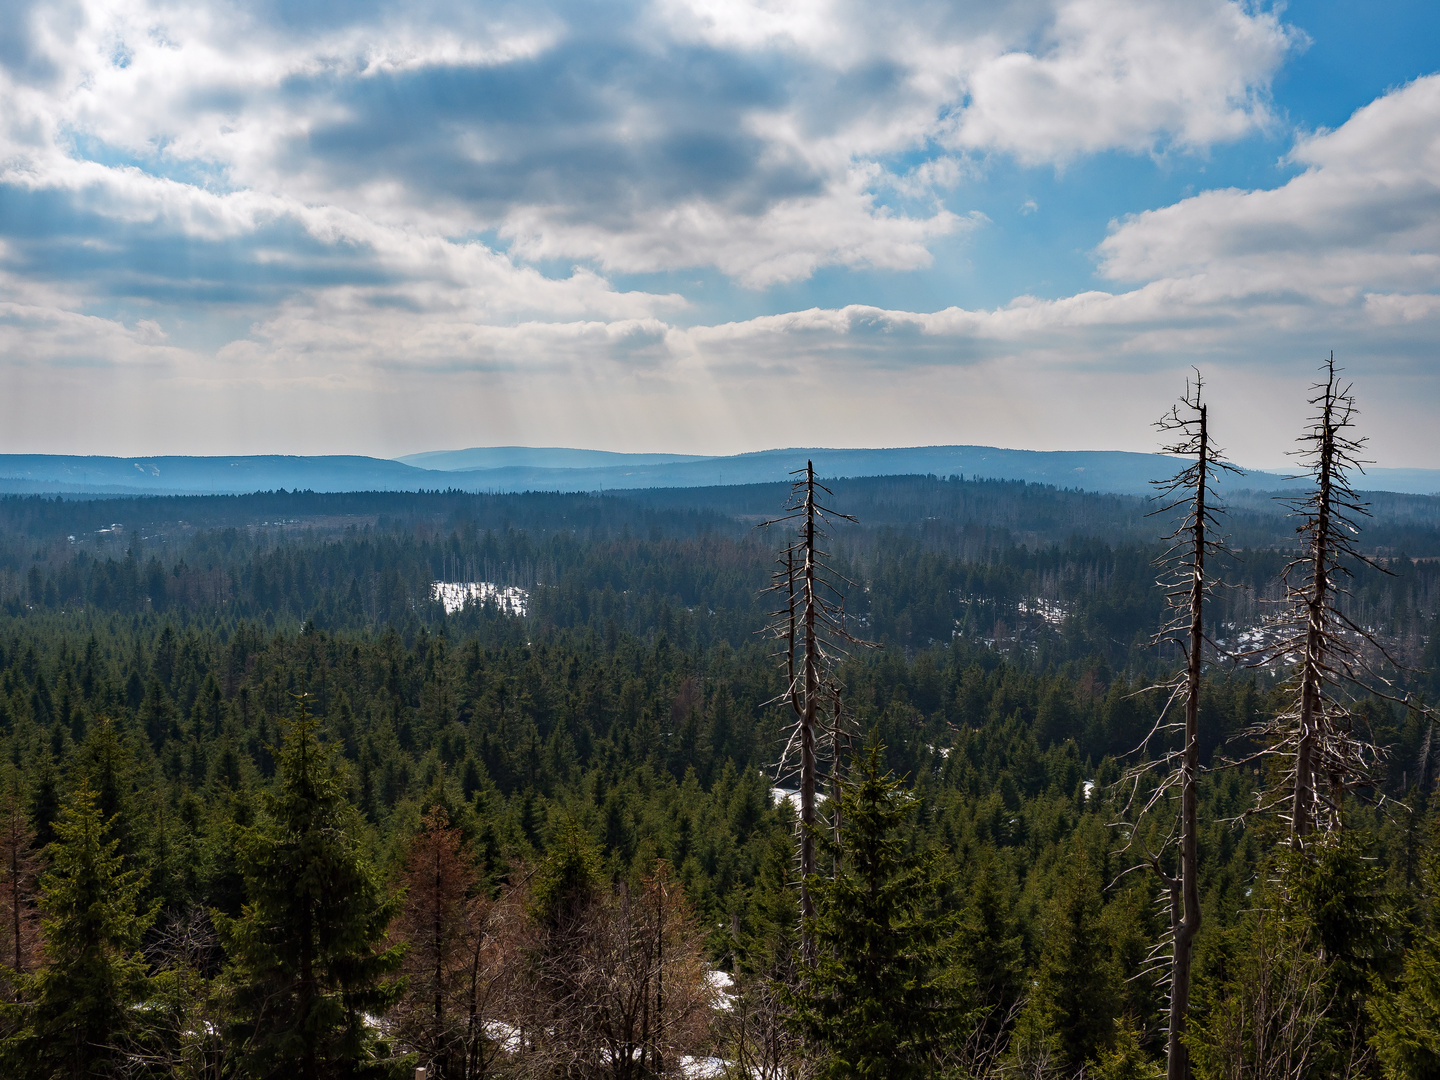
1293, 383, 1335, 845
760, 462, 873, 970
1125, 377, 1236, 1080
1168, 403, 1208, 1080
799, 460, 818, 966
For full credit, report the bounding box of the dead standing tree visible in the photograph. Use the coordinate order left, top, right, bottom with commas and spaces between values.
1243, 355, 1400, 845
759, 462, 873, 966
1117, 373, 1239, 1080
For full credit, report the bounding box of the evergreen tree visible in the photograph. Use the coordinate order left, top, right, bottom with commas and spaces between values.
1012, 840, 1123, 1075
1370, 819, 1440, 1080
1370, 941, 1440, 1080
218, 694, 403, 1080
955, 844, 1023, 1032
524, 817, 606, 1047
0, 780, 155, 1078
788, 741, 964, 1080
1285, 831, 1398, 1032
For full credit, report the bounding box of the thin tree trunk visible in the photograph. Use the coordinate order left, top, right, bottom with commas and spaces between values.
302, 901, 316, 1080
799, 461, 818, 966
434, 853, 444, 1078
654, 884, 665, 1074
10, 828, 20, 974
1167, 404, 1207, 1080
1293, 371, 1336, 845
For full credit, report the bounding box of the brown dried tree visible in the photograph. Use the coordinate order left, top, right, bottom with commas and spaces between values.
512, 857, 715, 1079
393, 807, 518, 1080
0, 793, 43, 999
586, 862, 714, 1079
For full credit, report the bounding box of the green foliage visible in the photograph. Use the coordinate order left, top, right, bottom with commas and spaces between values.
1011, 839, 1123, 1074
1187, 837, 1399, 1080
217, 694, 403, 1080
1370, 816, 1440, 1080
1370, 941, 1440, 1079
0, 780, 155, 1078
1092, 1019, 1162, 1080
787, 741, 965, 1080
529, 817, 605, 934
0, 482, 1433, 1077
1286, 830, 1401, 1024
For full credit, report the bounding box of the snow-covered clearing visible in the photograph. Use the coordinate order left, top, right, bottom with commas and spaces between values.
431, 581, 529, 616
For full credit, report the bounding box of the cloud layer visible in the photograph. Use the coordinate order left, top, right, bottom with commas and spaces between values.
1, 0, 1436, 465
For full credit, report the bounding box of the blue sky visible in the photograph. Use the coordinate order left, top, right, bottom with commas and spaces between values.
0, 0, 1437, 467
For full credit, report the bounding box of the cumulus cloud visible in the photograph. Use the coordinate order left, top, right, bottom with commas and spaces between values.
6, 0, 1435, 466
950, 0, 1295, 162
1099, 74, 1440, 301
0, 0, 1295, 302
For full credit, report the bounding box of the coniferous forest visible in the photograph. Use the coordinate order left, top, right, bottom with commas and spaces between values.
2, 401, 1440, 1077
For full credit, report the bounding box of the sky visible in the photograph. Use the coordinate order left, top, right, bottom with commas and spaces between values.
1, 0, 1438, 467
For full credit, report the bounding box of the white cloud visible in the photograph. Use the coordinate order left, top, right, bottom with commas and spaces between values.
1099, 74, 1440, 301
501, 170, 974, 287
0, 0, 1299, 298
949, 0, 1295, 162
5, 0, 1436, 467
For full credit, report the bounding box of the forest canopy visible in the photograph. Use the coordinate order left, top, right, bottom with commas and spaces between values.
0, 460, 1437, 1078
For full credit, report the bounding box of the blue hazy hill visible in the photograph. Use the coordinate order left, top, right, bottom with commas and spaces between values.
0, 455, 432, 495
0, 446, 1436, 497
397, 446, 709, 470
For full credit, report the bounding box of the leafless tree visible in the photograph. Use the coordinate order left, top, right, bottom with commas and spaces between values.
759, 462, 874, 965
587, 863, 714, 1079
714, 971, 803, 1080
934, 998, 1026, 1080
508, 861, 715, 1079
1239, 355, 1406, 845
1187, 907, 1369, 1080
113, 906, 227, 1080
1115, 373, 1238, 1080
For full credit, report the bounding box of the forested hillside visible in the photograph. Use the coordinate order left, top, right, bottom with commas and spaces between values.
0, 476, 1437, 1077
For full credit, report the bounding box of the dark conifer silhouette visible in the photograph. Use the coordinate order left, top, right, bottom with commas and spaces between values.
217, 692, 402, 1080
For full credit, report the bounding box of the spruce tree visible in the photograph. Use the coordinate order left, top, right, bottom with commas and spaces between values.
1013, 840, 1123, 1075
218, 693, 402, 1080
0, 780, 155, 1078
954, 843, 1024, 1067
1369, 820, 1440, 1080
1370, 941, 1440, 1080
788, 741, 963, 1080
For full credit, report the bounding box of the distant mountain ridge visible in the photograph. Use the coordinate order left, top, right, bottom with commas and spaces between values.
0, 447, 1436, 497
397, 446, 710, 470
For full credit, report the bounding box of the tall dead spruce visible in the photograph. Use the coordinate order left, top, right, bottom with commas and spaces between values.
1119, 373, 1238, 1080
760, 462, 872, 966
1245, 355, 1397, 845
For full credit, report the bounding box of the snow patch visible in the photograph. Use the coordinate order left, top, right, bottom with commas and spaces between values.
431, 580, 529, 616
770, 787, 827, 808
